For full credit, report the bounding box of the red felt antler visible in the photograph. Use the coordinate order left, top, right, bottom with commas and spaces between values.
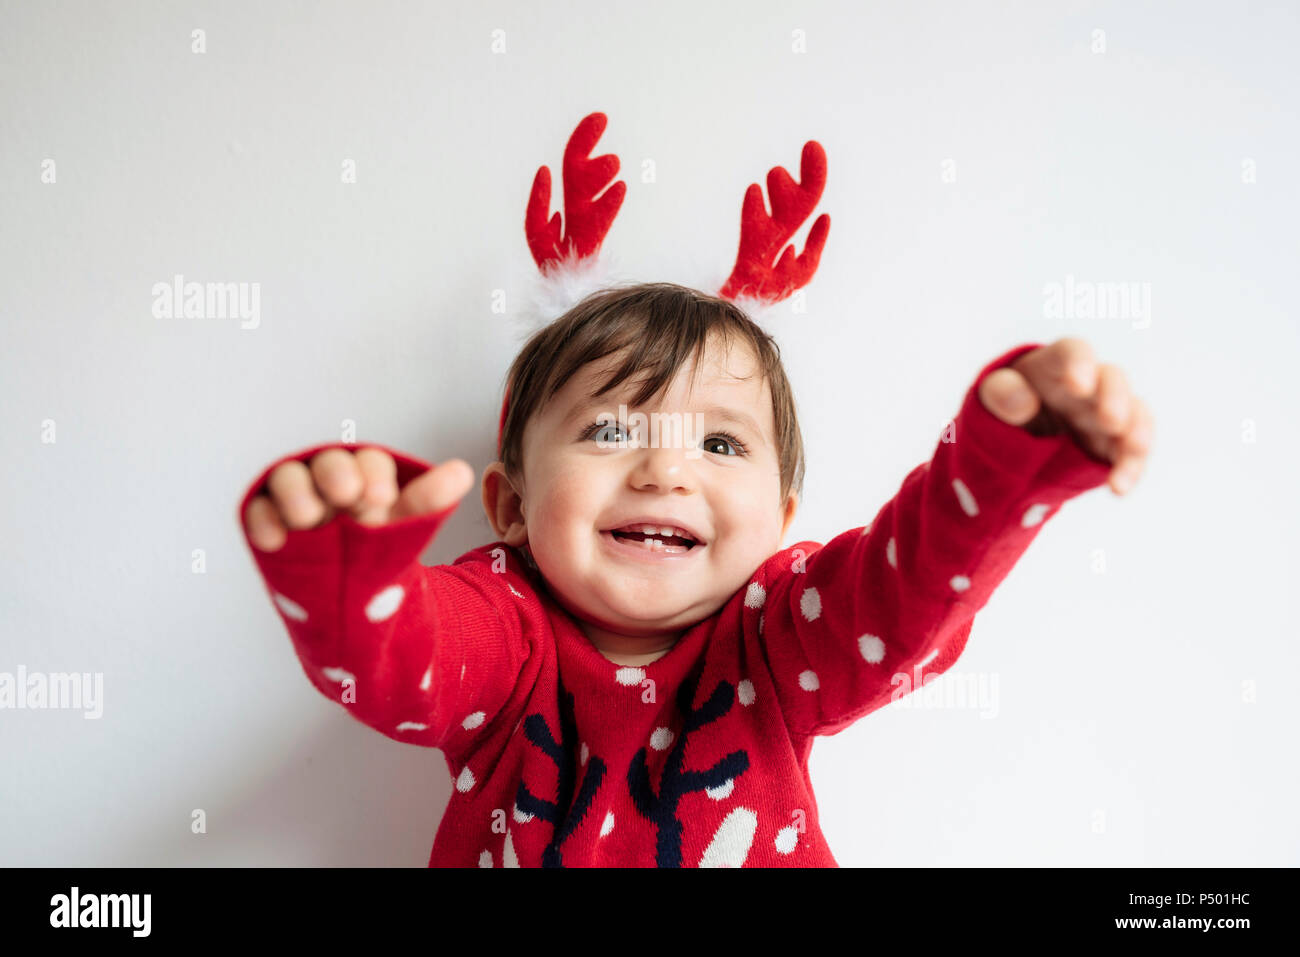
525, 112, 626, 272
505, 112, 626, 457
718, 140, 830, 303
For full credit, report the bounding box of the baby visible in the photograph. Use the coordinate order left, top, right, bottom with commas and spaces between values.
238, 282, 1151, 867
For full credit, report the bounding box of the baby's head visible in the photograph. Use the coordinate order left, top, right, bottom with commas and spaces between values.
482, 281, 805, 646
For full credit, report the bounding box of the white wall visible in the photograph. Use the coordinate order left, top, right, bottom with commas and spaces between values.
1, 0, 1296, 866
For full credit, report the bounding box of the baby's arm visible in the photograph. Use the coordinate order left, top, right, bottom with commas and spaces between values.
757, 340, 1148, 737
239, 443, 531, 758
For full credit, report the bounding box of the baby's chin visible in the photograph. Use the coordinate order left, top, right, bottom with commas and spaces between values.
558, 588, 721, 637
601, 608, 712, 636
530, 549, 745, 633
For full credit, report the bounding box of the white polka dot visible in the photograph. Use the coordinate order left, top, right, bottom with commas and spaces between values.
419, 666, 433, 691
455, 766, 475, 792
600, 811, 615, 837
952, 478, 979, 517
321, 666, 355, 684
460, 663, 466, 680
705, 778, 735, 800
615, 667, 646, 686
512, 803, 533, 823
650, 727, 674, 750
273, 592, 308, 621
858, 634, 886, 664
798, 670, 819, 691
508, 583, 524, 598
737, 679, 755, 706
860, 521, 872, 537
744, 582, 766, 609
800, 587, 821, 622
1022, 503, 1050, 528
478, 849, 493, 867
395, 721, 428, 732
950, 575, 971, 592
886, 537, 897, 569
775, 825, 799, 854
698, 807, 758, 868
365, 585, 404, 622
462, 711, 486, 730
580, 742, 589, 765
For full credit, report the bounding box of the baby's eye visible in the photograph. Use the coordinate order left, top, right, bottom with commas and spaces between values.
585, 421, 629, 445
582, 420, 748, 456
703, 432, 748, 456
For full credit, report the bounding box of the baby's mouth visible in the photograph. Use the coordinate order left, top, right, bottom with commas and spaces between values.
609, 529, 697, 551
600, 523, 704, 557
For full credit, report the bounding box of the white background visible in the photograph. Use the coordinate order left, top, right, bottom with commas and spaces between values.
2, 0, 1296, 866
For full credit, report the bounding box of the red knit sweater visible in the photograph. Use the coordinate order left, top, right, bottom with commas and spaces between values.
238, 343, 1112, 867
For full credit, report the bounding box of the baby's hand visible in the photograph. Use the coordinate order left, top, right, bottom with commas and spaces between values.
977, 337, 1153, 496
243, 448, 475, 552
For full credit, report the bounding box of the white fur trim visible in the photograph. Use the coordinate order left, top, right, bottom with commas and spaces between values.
692, 268, 792, 329
725, 293, 788, 329
505, 255, 793, 346
508, 248, 634, 342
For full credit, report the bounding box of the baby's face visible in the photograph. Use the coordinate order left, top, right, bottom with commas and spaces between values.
506, 334, 796, 639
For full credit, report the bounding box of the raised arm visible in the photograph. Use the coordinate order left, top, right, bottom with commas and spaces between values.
238, 443, 533, 759
756, 341, 1146, 737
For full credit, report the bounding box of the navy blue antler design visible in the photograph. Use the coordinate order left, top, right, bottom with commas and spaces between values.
514, 675, 606, 867
627, 664, 750, 867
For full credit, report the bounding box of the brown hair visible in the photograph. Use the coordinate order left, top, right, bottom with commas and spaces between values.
497, 281, 805, 505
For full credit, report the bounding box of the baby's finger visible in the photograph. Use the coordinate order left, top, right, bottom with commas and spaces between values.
1092, 363, 1132, 436
1061, 339, 1099, 396
351, 447, 400, 526
1012, 337, 1097, 409
309, 448, 365, 510
1109, 453, 1147, 495
267, 460, 330, 529
1120, 395, 1154, 458
1108, 397, 1153, 495
978, 367, 1042, 426
244, 494, 288, 552
392, 459, 475, 521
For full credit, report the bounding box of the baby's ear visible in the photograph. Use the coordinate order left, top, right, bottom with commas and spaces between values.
779, 491, 799, 542
481, 461, 528, 544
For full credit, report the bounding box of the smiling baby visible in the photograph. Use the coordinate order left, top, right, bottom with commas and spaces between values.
238, 280, 1150, 867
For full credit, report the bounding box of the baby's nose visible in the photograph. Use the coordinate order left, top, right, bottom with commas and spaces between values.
628, 443, 698, 492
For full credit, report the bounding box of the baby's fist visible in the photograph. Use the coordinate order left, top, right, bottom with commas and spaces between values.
243, 447, 475, 552
978, 338, 1153, 496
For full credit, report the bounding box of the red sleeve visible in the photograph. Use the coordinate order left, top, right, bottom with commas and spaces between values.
237, 442, 531, 758
757, 344, 1114, 737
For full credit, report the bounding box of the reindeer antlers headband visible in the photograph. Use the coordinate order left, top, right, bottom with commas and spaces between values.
499, 110, 831, 454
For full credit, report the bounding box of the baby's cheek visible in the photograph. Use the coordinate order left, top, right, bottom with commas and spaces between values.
525, 511, 584, 597
716, 518, 780, 567
528, 464, 589, 524
527, 469, 605, 565
719, 484, 784, 539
